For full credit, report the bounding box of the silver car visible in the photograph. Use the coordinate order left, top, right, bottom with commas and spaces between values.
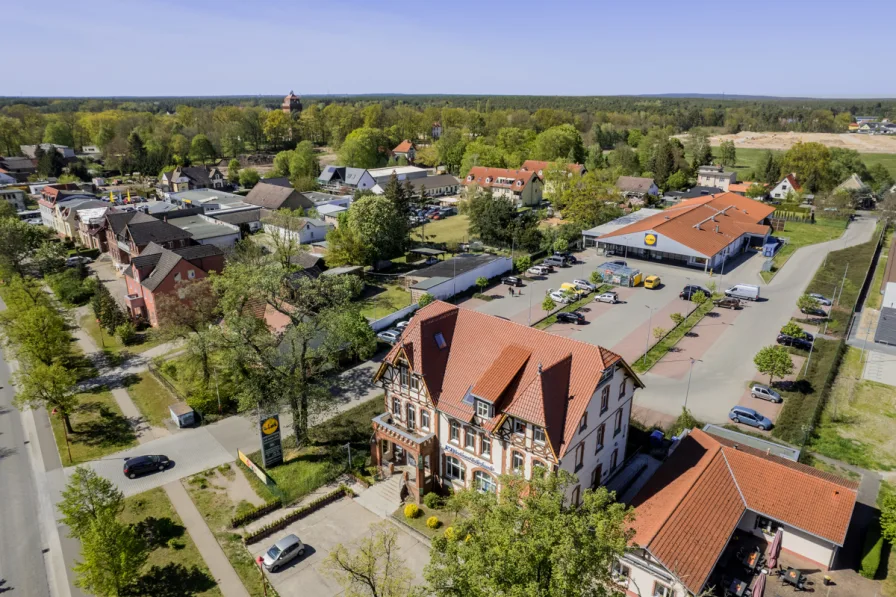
263, 534, 305, 572
377, 329, 401, 344
750, 384, 783, 403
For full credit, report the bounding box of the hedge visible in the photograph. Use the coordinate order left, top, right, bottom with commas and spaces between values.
243, 485, 353, 545
860, 524, 883, 579
230, 499, 282, 528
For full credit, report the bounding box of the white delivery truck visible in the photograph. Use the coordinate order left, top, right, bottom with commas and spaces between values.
725, 284, 761, 301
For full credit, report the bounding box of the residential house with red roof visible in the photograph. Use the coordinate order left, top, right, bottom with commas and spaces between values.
585, 192, 775, 272
462, 166, 543, 207
520, 159, 586, 182
769, 174, 802, 200
391, 140, 416, 162
105, 211, 194, 268
371, 301, 643, 504
617, 428, 857, 597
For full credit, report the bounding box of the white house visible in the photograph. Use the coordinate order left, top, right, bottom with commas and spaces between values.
371, 301, 644, 505
263, 217, 331, 245
0, 188, 27, 211
696, 165, 736, 191
769, 174, 801, 200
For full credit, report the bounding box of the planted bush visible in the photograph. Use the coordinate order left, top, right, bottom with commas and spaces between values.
230, 499, 283, 528
404, 503, 420, 519
115, 321, 137, 345
443, 526, 458, 541
243, 485, 352, 545
426, 516, 441, 529
423, 492, 442, 510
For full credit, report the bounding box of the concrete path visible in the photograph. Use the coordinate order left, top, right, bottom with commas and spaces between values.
862, 349, 896, 387
164, 481, 251, 597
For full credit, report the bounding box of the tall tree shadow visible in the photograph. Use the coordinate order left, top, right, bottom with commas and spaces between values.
129, 564, 216, 597
72, 399, 136, 447
134, 517, 185, 550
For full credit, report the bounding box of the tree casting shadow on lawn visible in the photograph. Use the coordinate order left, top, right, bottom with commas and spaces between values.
130, 563, 216, 597
71, 401, 136, 447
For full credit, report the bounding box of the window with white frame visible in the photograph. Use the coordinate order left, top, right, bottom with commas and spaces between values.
480, 435, 491, 458
513, 419, 526, 435
652, 581, 673, 597
595, 424, 605, 454
512, 451, 524, 474
421, 410, 430, 430
410, 375, 420, 391
406, 404, 416, 430
450, 420, 459, 443
464, 428, 476, 451
600, 386, 610, 413
473, 470, 496, 493
399, 365, 410, 387
476, 400, 492, 418
174, 272, 182, 282
612, 561, 630, 583
392, 397, 401, 418
445, 456, 464, 481
533, 426, 546, 444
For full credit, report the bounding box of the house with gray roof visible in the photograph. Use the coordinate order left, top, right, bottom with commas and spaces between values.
245, 181, 314, 211
616, 176, 659, 198
159, 166, 225, 193
166, 213, 242, 248
105, 210, 194, 268
317, 166, 376, 192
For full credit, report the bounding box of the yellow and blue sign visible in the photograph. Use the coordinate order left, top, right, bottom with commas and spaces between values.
644, 232, 657, 247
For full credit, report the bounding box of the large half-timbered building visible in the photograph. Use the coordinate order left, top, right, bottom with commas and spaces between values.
371, 301, 643, 503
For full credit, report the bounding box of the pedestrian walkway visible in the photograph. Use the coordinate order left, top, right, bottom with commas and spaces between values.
164, 481, 251, 597
354, 474, 403, 518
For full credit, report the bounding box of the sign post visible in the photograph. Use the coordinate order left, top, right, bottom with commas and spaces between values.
259, 414, 283, 468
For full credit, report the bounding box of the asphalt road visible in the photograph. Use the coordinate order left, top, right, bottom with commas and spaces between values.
0, 346, 51, 597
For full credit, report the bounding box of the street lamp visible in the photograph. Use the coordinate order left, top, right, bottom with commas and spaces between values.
684, 358, 703, 411
642, 305, 656, 366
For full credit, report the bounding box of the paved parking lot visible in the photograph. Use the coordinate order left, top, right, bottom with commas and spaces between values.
248, 498, 429, 597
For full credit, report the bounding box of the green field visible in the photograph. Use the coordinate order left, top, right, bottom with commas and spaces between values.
50, 387, 137, 465
415, 214, 470, 245
711, 147, 896, 180
760, 218, 848, 282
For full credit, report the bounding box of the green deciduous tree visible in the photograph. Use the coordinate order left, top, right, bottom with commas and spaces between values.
665, 170, 689, 191
324, 522, 417, 597
239, 167, 260, 188
325, 213, 368, 267
37, 146, 66, 178
514, 255, 531, 272
424, 470, 632, 597
556, 171, 623, 228
155, 278, 220, 384
227, 158, 241, 183
339, 127, 387, 169
869, 163, 894, 195
417, 293, 435, 307
755, 150, 783, 185
797, 293, 821, 313
0, 217, 46, 275
782, 142, 833, 193
686, 129, 714, 170
718, 140, 737, 167
59, 466, 124, 539
1, 303, 71, 365
189, 134, 216, 165
670, 312, 685, 326
746, 183, 768, 199
74, 510, 147, 597
691, 290, 707, 305
542, 296, 556, 312
531, 124, 585, 164
607, 143, 640, 176
880, 491, 896, 544
475, 276, 488, 294
346, 194, 409, 266
753, 345, 794, 385
781, 322, 808, 339
91, 280, 126, 334
14, 361, 78, 433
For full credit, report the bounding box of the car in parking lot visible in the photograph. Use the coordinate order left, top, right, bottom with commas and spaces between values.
395, 320, 410, 330
713, 297, 742, 309
262, 534, 305, 572
528, 265, 552, 275
123, 454, 170, 479
729, 406, 773, 430
595, 291, 618, 304
556, 311, 585, 324
572, 279, 596, 292
376, 329, 402, 345
543, 256, 568, 268
548, 290, 572, 304
501, 276, 523, 287
809, 293, 832, 306
439, 207, 457, 217
65, 256, 93, 267
643, 275, 661, 289
776, 334, 812, 351
680, 285, 710, 300
750, 384, 783, 403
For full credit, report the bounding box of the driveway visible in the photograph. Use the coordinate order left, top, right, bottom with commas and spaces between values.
88, 254, 128, 308
248, 498, 429, 597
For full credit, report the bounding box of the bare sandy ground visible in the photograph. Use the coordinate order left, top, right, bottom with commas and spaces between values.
695, 131, 896, 153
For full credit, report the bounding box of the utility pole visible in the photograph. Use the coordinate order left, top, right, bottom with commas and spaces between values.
835, 263, 849, 306
684, 358, 702, 411
643, 306, 655, 366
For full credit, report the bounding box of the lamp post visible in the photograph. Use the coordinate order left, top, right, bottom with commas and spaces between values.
642, 305, 656, 366
684, 358, 702, 411
52, 408, 73, 464
213, 365, 222, 414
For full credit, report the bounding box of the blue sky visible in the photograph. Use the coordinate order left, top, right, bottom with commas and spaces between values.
5, 0, 894, 98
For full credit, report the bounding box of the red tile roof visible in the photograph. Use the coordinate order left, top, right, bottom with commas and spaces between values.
597, 192, 775, 258
781, 174, 802, 192
462, 167, 537, 192
520, 160, 585, 181
630, 429, 858, 594
376, 301, 641, 458
393, 140, 414, 153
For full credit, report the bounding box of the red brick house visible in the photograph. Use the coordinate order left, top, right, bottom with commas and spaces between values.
123, 242, 224, 326
105, 211, 194, 269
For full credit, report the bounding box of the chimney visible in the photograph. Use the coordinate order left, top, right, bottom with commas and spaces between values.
715, 225, 720, 233
537, 363, 543, 375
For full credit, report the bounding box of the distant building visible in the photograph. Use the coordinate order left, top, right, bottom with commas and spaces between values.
0, 188, 27, 211
520, 160, 586, 182
372, 174, 460, 198
462, 167, 543, 207
263, 215, 331, 245
160, 166, 225, 193
282, 91, 302, 115
20, 144, 75, 160
0, 156, 36, 182
166, 213, 242, 248
696, 165, 736, 191
392, 140, 416, 162
245, 181, 314, 211
367, 166, 430, 185
431, 122, 442, 140
615, 176, 659, 199
105, 211, 194, 268
769, 174, 801, 200
317, 166, 377, 192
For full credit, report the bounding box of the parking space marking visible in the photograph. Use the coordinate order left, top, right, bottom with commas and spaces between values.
649, 307, 743, 380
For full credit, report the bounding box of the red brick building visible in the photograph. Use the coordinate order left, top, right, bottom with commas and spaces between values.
105, 211, 193, 269
123, 242, 224, 326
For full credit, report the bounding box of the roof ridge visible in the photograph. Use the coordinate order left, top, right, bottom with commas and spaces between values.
722, 445, 859, 493
719, 448, 748, 506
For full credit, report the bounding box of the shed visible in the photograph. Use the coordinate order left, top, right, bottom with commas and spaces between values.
169, 402, 195, 428
593, 261, 642, 287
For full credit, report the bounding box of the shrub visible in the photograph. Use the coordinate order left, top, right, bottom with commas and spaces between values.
781, 322, 808, 339
860, 525, 883, 579
670, 313, 685, 326
230, 499, 283, 528
404, 503, 420, 519
423, 492, 442, 510
244, 486, 351, 544
418, 293, 435, 307
426, 516, 441, 529
443, 526, 458, 541
46, 269, 93, 306
115, 321, 137, 345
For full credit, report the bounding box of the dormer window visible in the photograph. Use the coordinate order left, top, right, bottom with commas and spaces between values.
533, 426, 546, 444
476, 400, 492, 419
485, 177, 492, 183
466, 175, 473, 182
516, 180, 523, 186
513, 419, 526, 435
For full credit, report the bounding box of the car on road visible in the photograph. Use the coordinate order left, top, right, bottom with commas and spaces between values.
376, 329, 402, 345
809, 293, 832, 306
680, 285, 711, 300
123, 454, 170, 479
502, 276, 523, 287
556, 311, 586, 324
643, 275, 661, 289
65, 256, 93, 267
750, 384, 783, 403
263, 534, 305, 572
548, 290, 572, 304
572, 279, 596, 292
713, 297, 742, 309
528, 265, 552, 276
725, 283, 760, 301
729, 406, 773, 430
777, 334, 812, 351
595, 291, 618, 304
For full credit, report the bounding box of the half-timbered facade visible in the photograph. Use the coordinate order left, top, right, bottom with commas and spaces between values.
371, 301, 643, 503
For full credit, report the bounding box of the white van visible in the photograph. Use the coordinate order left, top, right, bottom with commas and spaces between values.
725, 284, 760, 301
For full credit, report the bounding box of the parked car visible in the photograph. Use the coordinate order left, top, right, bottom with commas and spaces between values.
729, 406, 773, 431
430, 213, 442, 220
809, 293, 832, 306
377, 329, 402, 345
395, 320, 410, 330
262, 534, 305, 572
643, 275, 661, 289
595, 291, 618, 304
750, 384, 783, 403
680, 285, 711, 300
439, 207, 457, 216
548, 290, 572, 304
572, 279, 596, 292
725, 284, 761, 301
800, 306, 827, 316
556, 311, 585, 324
776, 334, 812, 351
65, 256, 93, 267
501, 276, 523, 287
713, 297, 742, 309
528, 265, 551, 276
560, 282, 588, 298
543, 256, 568, 268
123, 454, 170, 479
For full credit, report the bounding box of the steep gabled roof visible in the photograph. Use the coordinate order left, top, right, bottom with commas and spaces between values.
393, 140, 415, 153
462, 167, 537, 191
245, 182, 312, 210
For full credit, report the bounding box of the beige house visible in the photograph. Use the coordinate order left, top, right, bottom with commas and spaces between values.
697, 165, 737, 191
462, 166, 543, 207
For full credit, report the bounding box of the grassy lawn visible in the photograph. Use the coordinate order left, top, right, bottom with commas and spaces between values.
50, 386, 137, 465
804, 224, 882, 336
244, 398, 383, 505
712, 147, 896, 179
393, 504, 462, 539
880, 482, 896, 596
760, 218, 848, 282
184, 468, 277, 597
359, 282, 412, 320
124, 373, 178, 428
120, 487, 221, 597
808, 347, 896, 471
633, 300, 712, 374
79, 313, 166, 355
415, 214, 470, 245
799, 452, 862, 482
867, 227, 894, 311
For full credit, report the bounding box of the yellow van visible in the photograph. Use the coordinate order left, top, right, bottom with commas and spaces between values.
644, 275, 661, 289
560, 282, 587, 298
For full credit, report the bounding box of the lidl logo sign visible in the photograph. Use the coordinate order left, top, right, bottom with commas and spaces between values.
644, 233, 657, 247
261, 417, 279, 435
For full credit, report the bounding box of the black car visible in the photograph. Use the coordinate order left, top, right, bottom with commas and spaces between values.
501, 276, 523, 287
680, 285, 711, 300
776, 334, 812, 351
556, 312, 585, 324
123, 454, 170, 479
